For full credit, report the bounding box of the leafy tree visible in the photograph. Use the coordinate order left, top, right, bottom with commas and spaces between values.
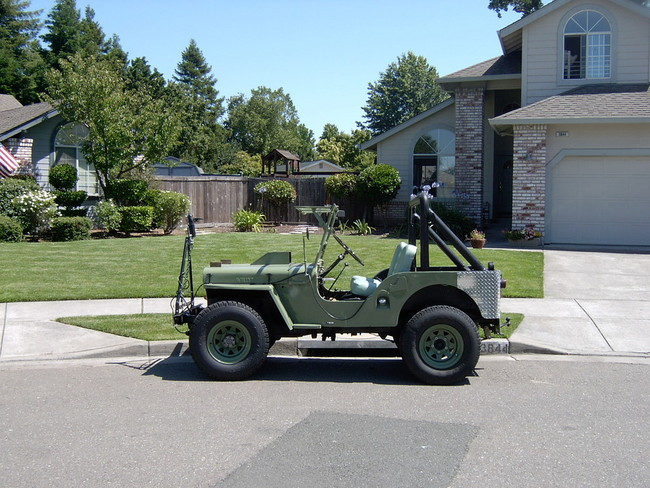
488, 0, 543, 17
44, 53, 182, 193
219, 151, 262, 176
171, 39, 228, 166
320, 123, 340, 141
357, 163, 401, 208
317, 125, 374, 170
360, 52, 448, 135
325, 163, 400, 223
226, 86, 315, 160
0, 0, 46, 103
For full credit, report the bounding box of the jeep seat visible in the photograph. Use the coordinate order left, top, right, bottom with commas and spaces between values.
350, 242, 417, 297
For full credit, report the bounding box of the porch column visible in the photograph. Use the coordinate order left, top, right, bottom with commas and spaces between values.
512, 124, 547, 234
454, 87, 485, 224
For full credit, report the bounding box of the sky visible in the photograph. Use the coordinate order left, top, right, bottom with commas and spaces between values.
28, 0, 523, 138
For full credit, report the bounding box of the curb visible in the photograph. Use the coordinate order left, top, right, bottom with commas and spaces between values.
38, 337, 516, 361
0, 335, 518, 363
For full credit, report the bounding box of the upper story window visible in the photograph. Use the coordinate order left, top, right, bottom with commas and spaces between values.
563, 10, 611, 80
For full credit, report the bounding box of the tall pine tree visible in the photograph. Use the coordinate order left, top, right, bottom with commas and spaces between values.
42, 0, 125, 69
0, 0, 46, 103
171, 39, 228, 167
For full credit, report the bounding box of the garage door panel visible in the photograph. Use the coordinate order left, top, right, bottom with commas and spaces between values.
548, 156, 650, 246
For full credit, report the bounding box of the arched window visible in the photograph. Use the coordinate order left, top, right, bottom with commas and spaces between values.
53, 123, 98, 195
563, 10, 611, 79
413, 128, 455, 198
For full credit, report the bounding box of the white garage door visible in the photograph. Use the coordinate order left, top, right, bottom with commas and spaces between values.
548, 156, 650, 246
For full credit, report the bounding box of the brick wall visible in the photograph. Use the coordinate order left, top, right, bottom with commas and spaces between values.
4, 137, 34, 174
372, 200, 408, 226
512, 124, 547, 234
454, 87, 485, 224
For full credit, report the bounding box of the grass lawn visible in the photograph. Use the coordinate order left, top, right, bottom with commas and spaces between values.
56, 313, 524, 341
0, 232, 543, 302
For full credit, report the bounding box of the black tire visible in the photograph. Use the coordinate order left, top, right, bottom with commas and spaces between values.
399, 305, 480, 385
189, 301, 269, 380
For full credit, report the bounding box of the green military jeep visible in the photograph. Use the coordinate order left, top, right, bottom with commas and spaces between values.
173, 190, 505, 385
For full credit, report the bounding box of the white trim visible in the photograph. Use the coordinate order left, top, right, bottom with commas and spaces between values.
490, 116, 650, 127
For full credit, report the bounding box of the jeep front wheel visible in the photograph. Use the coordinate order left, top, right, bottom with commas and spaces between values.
190, 301, 269, 380
399, 306, 480, 385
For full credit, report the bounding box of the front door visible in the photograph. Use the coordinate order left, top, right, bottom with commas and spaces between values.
493, 155, 513, 218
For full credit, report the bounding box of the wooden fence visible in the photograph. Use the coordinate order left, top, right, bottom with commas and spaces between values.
155, 176, 365, 225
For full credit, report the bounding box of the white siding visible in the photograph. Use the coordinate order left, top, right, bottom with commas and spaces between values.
523, 0, 650, 105
375, 103, 455, 201
24, 115, 63, 189
546, 123, 650, 157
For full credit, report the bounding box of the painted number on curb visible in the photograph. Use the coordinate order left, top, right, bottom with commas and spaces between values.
480, 341, 509, 354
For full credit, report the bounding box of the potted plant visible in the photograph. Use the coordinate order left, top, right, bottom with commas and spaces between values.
503, 226, 542, 247
468, 229, 487, 249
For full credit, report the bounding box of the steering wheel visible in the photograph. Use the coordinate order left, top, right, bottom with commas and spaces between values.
332, 233, 365, 266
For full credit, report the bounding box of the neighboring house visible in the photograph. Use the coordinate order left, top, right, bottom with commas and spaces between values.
361, 0, 650, 246
298, 159, 346, 176
153, 157, 204, 176
0, 95, 99, 195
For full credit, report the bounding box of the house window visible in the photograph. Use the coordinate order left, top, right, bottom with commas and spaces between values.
563, 10, 611, 80
413, 128, 455, 198
53, 123, 98, 195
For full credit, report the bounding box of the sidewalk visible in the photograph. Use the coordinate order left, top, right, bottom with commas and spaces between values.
1, 251, 649, 362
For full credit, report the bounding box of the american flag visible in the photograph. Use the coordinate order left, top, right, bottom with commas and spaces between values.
0, 143, 20, 178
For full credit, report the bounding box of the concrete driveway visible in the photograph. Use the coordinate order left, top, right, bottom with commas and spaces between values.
506, 250, 650, 355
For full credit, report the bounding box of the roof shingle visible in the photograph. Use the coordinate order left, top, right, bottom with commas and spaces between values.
491, 83, 650, 124
0, 102, 56, 138
439, 52, 522, 82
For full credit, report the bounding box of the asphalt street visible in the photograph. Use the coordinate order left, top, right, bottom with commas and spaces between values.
0, 355, 648, 488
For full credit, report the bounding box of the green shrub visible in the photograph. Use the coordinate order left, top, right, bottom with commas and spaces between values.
0, 178, 39, 216
104, 179, 149, 206
254, 180, 296, 207
0, 215, 23, 242
50, 217, 93, 241
61, 208, 88, 217
325, 173, 358, 199
53, 190, 87, 208
233, 208, 265, 232
49, 164, 77, 191
96, 200, 121, 232
357, 164, 401, 206
118, 206, 154, 233
11, 189, 59, 235
353, 219, 375, 236
430, 202, 475, 241
144, 189, 190, 235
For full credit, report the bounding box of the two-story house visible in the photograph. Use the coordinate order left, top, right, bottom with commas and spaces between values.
361, 0, 650, 247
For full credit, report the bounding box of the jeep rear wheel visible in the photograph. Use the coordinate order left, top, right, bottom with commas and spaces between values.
400, 305, 480, 385
190, 301, 269, 380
